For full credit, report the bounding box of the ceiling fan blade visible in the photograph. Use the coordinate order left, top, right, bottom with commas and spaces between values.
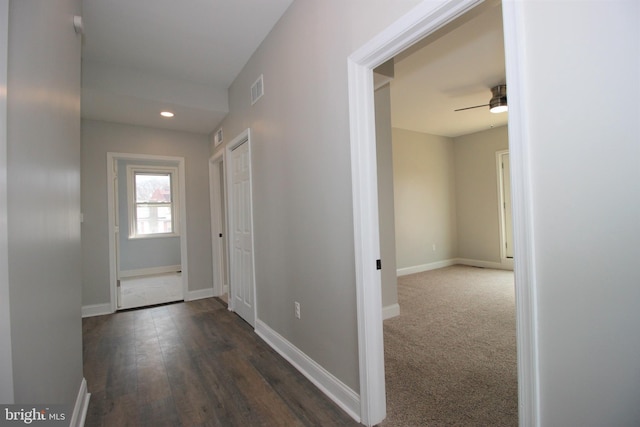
454, 103, 489, 112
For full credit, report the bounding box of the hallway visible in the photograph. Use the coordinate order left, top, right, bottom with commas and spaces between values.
83, 298, 359, 426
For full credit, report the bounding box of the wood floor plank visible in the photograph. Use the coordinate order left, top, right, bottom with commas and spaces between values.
83, 298, 359, 427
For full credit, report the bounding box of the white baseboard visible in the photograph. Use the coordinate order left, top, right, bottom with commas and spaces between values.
397, 259, 457, 276
456, 258, 514, 271
118, 265, 181, 279
397, 258, 514, 277
255, 319, 361, 423
69, 378, 90, 427
81, 303, 113, 318
186, 287, 214, 301
382, 303, 400, 320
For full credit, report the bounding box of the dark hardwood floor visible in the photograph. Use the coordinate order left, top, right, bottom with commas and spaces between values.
83, 297, 360, 427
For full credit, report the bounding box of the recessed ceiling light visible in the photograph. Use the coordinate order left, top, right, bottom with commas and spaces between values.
160, 111, 174, 118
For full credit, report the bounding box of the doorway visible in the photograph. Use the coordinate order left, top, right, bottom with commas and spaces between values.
497, 150, 514, 261
107, 152, 189, 312
211, 129, 257, 327
209, 151, 228, 301
348, 0, 537, 425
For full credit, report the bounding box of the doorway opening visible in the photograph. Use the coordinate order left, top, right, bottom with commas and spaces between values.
348, 0, 537, 425
374, 3, 516, 423
209, 151, 229, 303
209, 129, 257, 327
497, 150, 514, 263
107, 152, 189, 312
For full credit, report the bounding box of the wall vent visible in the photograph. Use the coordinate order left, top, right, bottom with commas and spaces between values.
214, 128, 223, 146
251, 74, 264, 105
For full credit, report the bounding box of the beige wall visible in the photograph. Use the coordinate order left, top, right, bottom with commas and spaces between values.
81, 119, 213, 306
392, 128, 458, 270
391, 126, 509, 271
454, 125, 509, 262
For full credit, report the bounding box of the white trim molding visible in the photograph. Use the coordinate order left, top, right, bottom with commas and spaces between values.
119, 265, 182, 279
348, 0, 538, 425
209, 150, 227, 298
397, 258, 513, 277
397, 259, 457, 276
106, 152, 189, 313
456, 258, 514, 271
382, 304, 400, 320
69, 378, 90, 427
81, 303, 113, 318
502, 1, 541, 424
186, 287, 215, 301
255, 320, 361, 423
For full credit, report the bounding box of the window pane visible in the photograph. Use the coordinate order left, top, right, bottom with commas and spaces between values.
135, 173, 171, 203
137, 205, 172, 235
133, 172, 174, 236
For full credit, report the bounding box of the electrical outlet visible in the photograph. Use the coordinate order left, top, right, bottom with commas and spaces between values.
294, 301, 301, 319
432, 243, 436, 252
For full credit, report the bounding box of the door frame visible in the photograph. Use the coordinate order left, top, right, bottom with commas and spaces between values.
496, 150, 514, 265
224, 129, 257, 324
106, 152, 189, 313
347, 0, 539, 425
209, 150, 227, 298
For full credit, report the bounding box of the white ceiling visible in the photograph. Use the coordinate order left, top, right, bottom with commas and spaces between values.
390, 2, 507, 138
80, 0, 505, 138
81, 0, 293, 134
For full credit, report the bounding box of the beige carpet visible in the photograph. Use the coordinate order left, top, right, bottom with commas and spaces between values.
380, 265, 518, 426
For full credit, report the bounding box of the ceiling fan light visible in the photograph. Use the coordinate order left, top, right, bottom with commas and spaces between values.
490, 101, 508, 114
489, 84, 508, 114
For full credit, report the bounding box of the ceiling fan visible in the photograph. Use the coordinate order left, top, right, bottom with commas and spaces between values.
454, 84, 508, 113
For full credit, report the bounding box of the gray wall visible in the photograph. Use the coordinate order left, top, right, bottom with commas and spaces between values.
117, 159, 181, 272
454, 126, 509, 263
81, 119, 213, 306
374, 84, 398, 310
392, 128, 458, 269
212, 0, 638, 422
518, 1, 640, 425
213, 0, 423, 393
4, 0, 83, 404
0, 0, 12, 403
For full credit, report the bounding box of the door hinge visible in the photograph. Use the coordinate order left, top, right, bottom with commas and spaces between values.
376, 259, 382, 270
219, 233, 223, 238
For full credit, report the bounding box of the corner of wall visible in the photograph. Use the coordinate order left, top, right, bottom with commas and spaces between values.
68, 378, 90, 427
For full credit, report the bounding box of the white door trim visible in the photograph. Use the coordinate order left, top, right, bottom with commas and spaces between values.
106, 152, 189, 313
347, 0, 539, 425
224, 129, 257, 325
209, 150, 226, 297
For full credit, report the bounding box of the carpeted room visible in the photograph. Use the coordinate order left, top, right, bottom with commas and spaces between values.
373, 8, 518, 418
381, 266, 517, 426
374, 121, 518, 425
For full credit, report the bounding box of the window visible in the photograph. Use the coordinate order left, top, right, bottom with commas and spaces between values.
127, 166, 179, 238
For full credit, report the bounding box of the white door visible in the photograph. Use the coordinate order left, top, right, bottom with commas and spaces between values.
229, 139, 255, 326
502, 153, 514, 258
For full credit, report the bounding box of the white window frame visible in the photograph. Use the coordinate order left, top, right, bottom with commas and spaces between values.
126, 165, 180, 239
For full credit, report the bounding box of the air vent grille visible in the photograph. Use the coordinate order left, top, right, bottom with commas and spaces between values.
214, 128, 223, 146
251, 74, 264, 105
